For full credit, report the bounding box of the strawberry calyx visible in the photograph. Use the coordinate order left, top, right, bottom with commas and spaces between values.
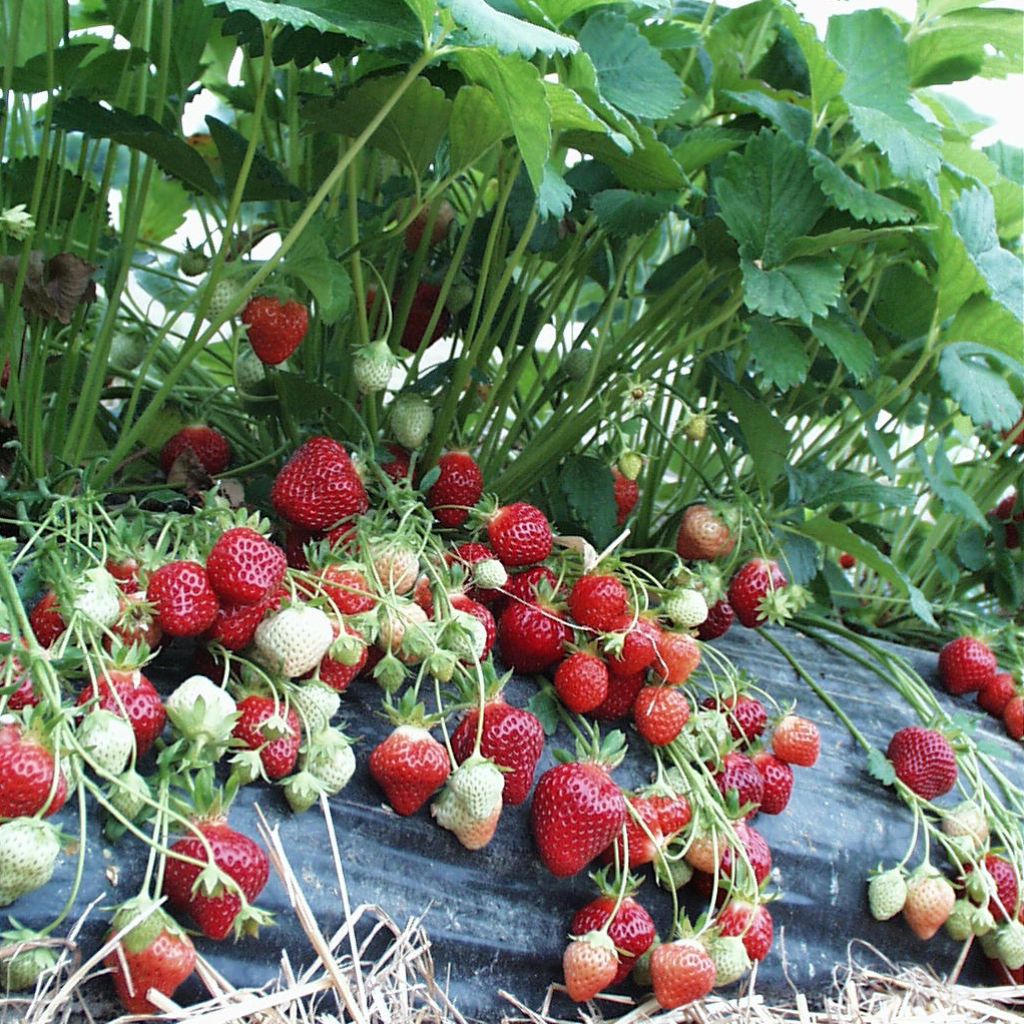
589, 863, 644, 902
110, 898, 182, 954
379, 689, 443, 731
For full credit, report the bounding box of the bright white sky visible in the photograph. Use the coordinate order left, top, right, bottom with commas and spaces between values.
787, 0, 1024, 147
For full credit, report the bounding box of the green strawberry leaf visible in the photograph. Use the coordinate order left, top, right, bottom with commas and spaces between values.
443, 0, 579, 58
747, 317, 810, 392
826, 9, 941, 182
866, 746, 896, 786
591, 189, 676, 238
810, 310, 877, 383
578, 11, 684, 119
206, 116, 303, 202
558, 455, 617, 548
740, 257, 844, 325
527, 688, 561, 736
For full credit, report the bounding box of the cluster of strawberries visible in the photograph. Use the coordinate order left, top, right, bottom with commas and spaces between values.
938, 634, 1023, 739
1, 427, 946, 1015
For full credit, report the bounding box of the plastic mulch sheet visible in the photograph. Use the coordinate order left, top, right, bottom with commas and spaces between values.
9, 626, 1019, 1021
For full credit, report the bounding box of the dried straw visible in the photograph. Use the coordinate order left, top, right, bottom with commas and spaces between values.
2, 807, 1020, 1024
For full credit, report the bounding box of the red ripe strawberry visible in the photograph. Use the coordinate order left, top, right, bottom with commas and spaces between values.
728, 559, 787, 628
555, 652, 609, 714
76, 669, 166, 755
283, 525, 318, 570
29, 591, 66, 647
1005, 695, 1024, 740
606, 617, 661, 675
104, 904, 196, 1014
107, 592, 163, 652
650, 939, 717, 1009
571, 895, 656, 986
978, 672, 1017, 717
326, 521, 358, 552
487, 503, 553, 567
650, 630, 700, 686
591, 670, 646, 721
0, 723, 67, 818
633, 685, 690, 746
722, 821, 772, 886
503, 565, 559, 606
497, 599, 572, 673
771, 715, 820, 767
568, 575, 630, 633
938, 636, 997, 696
717, 900, 774, 961
887, 726, 957, 800
163, 818, 269, 940
992, 491, 1022, 548
271, 436, 369, 530
0, 633, 39, 709
966, 854, 1020, 923
206, 528, 287, 606
563, 931, 618, 1002
399, 283, 451, 352
318, 565, 376, 616
449, 698, 544, 806
838, 552, 856, 570
369, 725, 450, 815
703, 694, 767, 745
106, 557, 141, 594
379, 444, 412, 483
449, 593, 496, 659
675, 505, 735, 561
242, 295, 308, 365
147, 561, 220, 637
648, 793, 692, 836
428, 452, 483, 528
311, 622, 367, 693
206, 597, 272, 651
714, 752, 764, 816
232, 695, 301, 780
611, 467, 639, 527
697, 599, 734, 641
160, 425, 231, 476
531, 759, 627, 877
445, 542, 502, 606
1002, 413, 1024, 445
602, 796, 664, 868
751, 752, 794, 815
404, 200, 455, 252
987, 956, 1024, 986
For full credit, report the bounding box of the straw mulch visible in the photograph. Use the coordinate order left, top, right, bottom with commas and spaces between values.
2, 803, 1020, 1024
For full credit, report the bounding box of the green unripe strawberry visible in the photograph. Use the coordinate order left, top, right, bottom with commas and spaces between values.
443, 612, 487, 662
663, 589, 709, 629
290, 681, 340, 735
473, 559, 507, 590
204, 278, 241, 321
165, 675, 238, 757
682, 411, 709, 442
706, 934, 750, 986
78, 709, 135, 776
445, 280, 474, 315
631, 937, 660, 987
390, 394, 433, 450
980, 927, 1001, 959
868, 867, 907, 921
964, 866, 990, 904
617, 451, 644, 482
108, 767, 151, 821
109, 328, 149, 371
72, 566, 122, 628
0, 818, 61, 906
996, 920, 1024, 970
945, 899, 975, 941
431, 757, 503, 850
283, 770, 326, 814
0, 930, 58, 990
941, 801, 989, 853
235, 345, 267, 391
353, 340, 396, 395
655, 855, 694, 892
178, 246, 209, 277
972, 905, 996, 936
426, 649, 457, 683
305, 730, 356, 793
563, 347, 593, 381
